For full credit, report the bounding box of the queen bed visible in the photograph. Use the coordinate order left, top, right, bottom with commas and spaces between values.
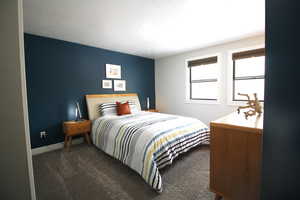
86, 93, 209, 192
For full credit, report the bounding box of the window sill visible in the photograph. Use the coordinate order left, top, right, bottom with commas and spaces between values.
185, 99, 221, 105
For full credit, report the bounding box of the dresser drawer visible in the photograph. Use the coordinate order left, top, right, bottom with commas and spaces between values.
63, 120, 91, 136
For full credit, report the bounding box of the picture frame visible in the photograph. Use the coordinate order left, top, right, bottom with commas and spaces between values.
114, 80, 126, 91
102, 80, 112, 89
106, 64, 121, 79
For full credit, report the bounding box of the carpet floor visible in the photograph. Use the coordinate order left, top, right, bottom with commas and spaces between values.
33, 143, 214, 200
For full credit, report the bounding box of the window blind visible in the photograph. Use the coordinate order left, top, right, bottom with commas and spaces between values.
232, 48, 265, 60
188, 56, 218, 67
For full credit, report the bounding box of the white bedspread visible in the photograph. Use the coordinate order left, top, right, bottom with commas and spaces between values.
92, 111, 209, 192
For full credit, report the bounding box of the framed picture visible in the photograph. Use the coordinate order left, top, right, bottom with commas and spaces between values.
114, 80, 126, 91
106, 64, 121, 79
102, 80, 112, 89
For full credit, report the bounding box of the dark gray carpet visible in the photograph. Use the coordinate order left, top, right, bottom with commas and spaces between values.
33, 144, 214, 200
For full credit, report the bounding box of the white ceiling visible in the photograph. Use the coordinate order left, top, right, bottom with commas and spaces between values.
23, 0, 265, 59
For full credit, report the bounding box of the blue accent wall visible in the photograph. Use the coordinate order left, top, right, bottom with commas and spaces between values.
24, 33, 155, 148
262, 0, 300, 199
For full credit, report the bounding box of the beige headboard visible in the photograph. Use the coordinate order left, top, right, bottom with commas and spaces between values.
85, 93, 141, 120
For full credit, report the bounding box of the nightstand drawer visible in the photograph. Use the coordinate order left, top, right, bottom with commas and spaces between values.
63, 120, 91, 136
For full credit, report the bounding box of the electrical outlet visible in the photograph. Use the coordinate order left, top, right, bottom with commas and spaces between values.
40, 131, 47, 139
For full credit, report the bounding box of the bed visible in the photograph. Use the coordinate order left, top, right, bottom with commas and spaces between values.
86, 93, 209, 192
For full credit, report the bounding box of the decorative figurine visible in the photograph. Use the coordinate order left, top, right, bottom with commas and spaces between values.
237, 93, 263, 119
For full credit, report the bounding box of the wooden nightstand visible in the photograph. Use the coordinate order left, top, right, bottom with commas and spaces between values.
144, 109, 159, 112
63, 120, 92, 150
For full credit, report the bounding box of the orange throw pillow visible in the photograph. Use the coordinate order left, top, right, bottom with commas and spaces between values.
116, 101, 131, 115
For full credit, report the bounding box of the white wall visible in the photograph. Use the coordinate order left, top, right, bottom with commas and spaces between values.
155, 35, 265, 125
0, 0, 36, 199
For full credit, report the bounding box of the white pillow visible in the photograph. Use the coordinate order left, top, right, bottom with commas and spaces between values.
98, 102, 117, 116
98, 101, 139, 116
128, 101, 139, 113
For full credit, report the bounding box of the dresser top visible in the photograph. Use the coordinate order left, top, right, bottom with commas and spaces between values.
211, 112, 263, 133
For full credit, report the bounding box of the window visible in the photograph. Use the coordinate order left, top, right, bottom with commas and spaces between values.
188, 56, 218, 100
232, 48, 265, 101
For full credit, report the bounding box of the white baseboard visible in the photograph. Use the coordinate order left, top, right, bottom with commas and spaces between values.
31, 138, 84, 156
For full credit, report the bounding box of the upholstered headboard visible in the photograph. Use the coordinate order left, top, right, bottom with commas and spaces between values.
85, 93, 141, 120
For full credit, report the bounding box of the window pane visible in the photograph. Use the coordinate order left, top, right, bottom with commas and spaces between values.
191, 82, 218, 99
191, 63, 218, 80
234, 79, 265, 101
235, 56, 265, 77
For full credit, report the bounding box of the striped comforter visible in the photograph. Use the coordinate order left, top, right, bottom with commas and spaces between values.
92, 111, 209, 192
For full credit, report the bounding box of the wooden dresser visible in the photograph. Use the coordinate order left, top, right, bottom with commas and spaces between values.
210, 112, 263, 200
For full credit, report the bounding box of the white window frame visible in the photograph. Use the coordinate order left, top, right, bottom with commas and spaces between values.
185, 53, 221, 105
227, 45, 265, 106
